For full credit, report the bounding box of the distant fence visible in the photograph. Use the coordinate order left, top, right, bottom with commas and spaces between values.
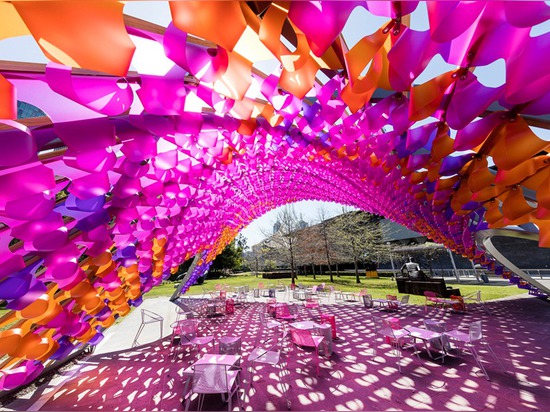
384, 268, 550, 280
261, 268, 550, 280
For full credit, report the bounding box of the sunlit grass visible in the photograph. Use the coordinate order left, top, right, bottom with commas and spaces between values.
144, 272, 528, 305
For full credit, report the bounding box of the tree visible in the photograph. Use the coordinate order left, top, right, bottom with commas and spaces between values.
295, 225, 324, 280
261, 205, 305, 285
209, 234, 246, 276
316, 207, 336, 282
331, 209, 387, 283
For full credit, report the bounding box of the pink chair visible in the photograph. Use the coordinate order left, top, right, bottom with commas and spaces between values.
185, 363, 241, 412
289, 328, 325, 376
371, 316, 419, 373
423, 291, 442, 313
354, 288, 368, 300
247, 327, 290, 408
174, 319, 214, 360
385, 295, 399, 311
444, 321, 505, 380
276, 304, 297, 321
303, 300, 321, 322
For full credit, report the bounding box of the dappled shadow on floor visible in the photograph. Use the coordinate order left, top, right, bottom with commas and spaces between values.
6, 296, 550, 411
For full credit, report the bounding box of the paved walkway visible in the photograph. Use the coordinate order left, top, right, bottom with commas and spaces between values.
3, 291, 550, 411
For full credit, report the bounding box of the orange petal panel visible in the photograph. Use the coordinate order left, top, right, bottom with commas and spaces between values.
0, 74, 16, 120
495, 156, 549, 186
170, 1, 246, 52
490, 117, 550, 170
501, 186, 535, 221
409, 71, 455, 121
13, 1, 134, 76
467, 157, 495, 193
279, 57, 320, 99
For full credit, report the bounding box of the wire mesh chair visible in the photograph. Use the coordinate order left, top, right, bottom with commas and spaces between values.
423, 319, 452, 353
276, 303, 298, 321
362, 294, 374, 308
385, 295, 399, 311
329, 285, 344, 302
444, 321, 505, 380
463, 290, 492, 314
219, 336, 242, 356
184, 363, 241, 412
289, 327, 325, 376
174, 319, 214, 360
371, 316, 418, 373
396, 295, 410, 310
259, 310, 283, 333
132, 309, 164, 348
247, 326, 290, 406
423, 291, 443, 312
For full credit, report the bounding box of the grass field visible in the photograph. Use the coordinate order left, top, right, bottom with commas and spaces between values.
0, 274, 527, 325
144, 272, 528, 305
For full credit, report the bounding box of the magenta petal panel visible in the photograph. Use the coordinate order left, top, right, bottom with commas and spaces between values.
0, 1, 548, 390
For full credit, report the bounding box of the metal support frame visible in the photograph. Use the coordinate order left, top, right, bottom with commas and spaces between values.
475, 228, 550, 296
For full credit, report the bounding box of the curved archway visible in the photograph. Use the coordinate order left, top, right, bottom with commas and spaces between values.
1, 1, 549, 388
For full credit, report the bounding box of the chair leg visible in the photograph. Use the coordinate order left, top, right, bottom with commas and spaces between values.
410, 338, 422, 362
248, 363, 255, 389
233, 375, 243, 412
469, 344, 490, 380
199, 394, 206, 411
316, 346, 320, 376
184, 392, 191, 411
484, 341, 506, 372
481, 301, 492, 315
132, 323, 145, 347
395, 342, 402, 373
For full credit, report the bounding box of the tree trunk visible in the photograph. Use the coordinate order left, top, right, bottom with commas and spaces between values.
354, 256, 361, 283
324, 235, 333, 281
335, 262, 340, 277
312, 263, 316, 280
289, 240, 296, 284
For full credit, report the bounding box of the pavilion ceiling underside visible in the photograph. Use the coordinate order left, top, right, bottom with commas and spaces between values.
0, 1, 549, 390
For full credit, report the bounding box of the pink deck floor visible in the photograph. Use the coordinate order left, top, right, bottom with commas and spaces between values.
5, 295, 550, 411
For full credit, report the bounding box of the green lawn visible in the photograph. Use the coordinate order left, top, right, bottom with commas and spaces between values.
144, 272, 528, 305
0, 274, 526, 328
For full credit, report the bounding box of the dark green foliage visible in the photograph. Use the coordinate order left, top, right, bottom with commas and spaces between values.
209, 234, 246, 275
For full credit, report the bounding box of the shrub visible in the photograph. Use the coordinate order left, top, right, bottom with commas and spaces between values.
262, 272, 292, 279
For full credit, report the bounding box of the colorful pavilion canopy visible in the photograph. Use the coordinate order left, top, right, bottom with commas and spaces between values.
0, 1, 549, 390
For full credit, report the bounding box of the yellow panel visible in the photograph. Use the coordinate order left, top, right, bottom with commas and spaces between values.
0, 2, 30, 40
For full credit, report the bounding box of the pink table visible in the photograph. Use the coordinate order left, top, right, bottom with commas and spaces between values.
267, 302, 287, 317
289, 321, 333, 356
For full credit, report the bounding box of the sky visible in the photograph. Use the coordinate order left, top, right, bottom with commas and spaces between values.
1, 2, 548, 247
240, 200, 355, 247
